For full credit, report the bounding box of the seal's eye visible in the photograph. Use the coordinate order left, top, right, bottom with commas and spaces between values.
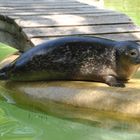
128, 49, 139, 58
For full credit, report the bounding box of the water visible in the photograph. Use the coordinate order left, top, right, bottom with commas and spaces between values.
0, 100, 100, 140
0, 1, 140, 139
0, 43, 17, 60
0, 85, 140, 140
0, 101, 139, 140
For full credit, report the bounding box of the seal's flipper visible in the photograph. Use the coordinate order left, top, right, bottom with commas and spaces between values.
104, 75, 125, 87
0, 64, 11, 73
0, 63, 14, 80
0, 72, 8, 80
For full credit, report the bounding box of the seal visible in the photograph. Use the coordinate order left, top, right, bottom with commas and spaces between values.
0, 36, 140, 87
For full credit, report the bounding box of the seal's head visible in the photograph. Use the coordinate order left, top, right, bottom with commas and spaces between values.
115, 41, 140, 79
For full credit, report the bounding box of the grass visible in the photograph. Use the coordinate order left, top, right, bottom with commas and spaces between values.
105, 0, 140, 26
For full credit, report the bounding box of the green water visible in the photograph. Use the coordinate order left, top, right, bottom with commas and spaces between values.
1, 100, 140, 140
104, 0, 140, 26
0, 43, 17, 60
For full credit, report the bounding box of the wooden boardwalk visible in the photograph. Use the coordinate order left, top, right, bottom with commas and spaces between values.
0, 0, 140, 52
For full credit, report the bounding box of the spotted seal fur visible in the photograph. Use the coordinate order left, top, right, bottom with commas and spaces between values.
0, 36, 140, 87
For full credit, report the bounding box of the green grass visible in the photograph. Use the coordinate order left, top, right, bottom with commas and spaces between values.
0, 43, 17, 61
105, 0, 140, 26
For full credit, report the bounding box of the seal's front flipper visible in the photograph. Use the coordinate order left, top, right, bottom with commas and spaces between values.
104, 75, 125, 87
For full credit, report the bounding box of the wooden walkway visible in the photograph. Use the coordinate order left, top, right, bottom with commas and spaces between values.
0, 0, 140, 52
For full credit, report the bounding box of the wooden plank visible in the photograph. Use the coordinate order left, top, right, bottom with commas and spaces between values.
14, 15, 132, 28
0, 5, 93, 10
15, 12, 124, 20
1, 9, 77, 13
0, 0, 75, 3
0, 7, 111, 14
0, 0, 73, 2
0, 6, 96, 12
10, 12, 122, 19
0, 1, 91, 9
0, 1, 83, 6
0, 3, 85, 7
1, 6, 108, 12
30, 32, 140, 45
23, 24, 140, 38
0, 7, 107, 13
2, 10, 117, 17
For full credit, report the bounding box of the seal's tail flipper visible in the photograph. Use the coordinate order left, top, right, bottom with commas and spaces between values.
0, 72, 8, 80
0, 63, 13, 80
0, 66, 8, 80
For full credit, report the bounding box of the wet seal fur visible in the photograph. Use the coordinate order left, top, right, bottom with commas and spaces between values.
0, 36, 140, 87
